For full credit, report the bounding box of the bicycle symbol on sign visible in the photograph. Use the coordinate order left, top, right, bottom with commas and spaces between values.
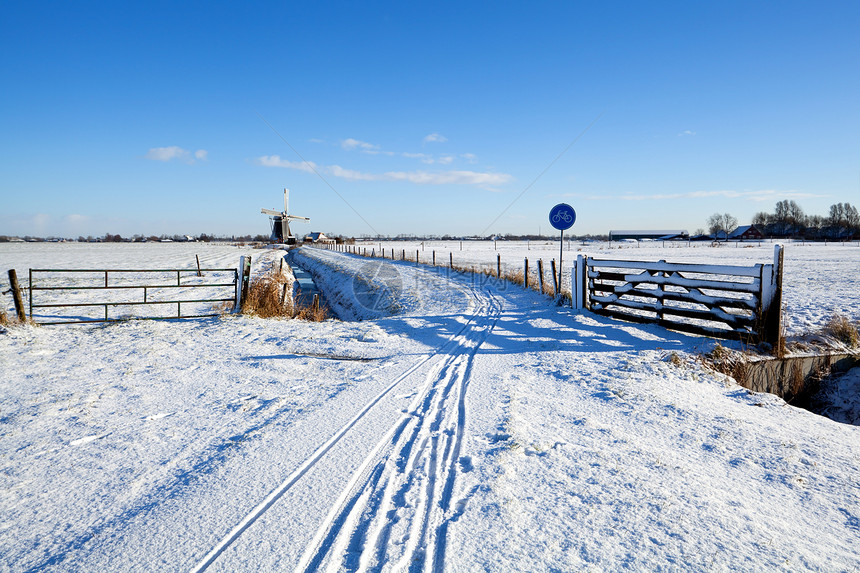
552, 210, 573, 224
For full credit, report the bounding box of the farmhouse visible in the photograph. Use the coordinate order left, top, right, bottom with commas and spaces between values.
728, 225, 764, 240
609, 230, 688, 241
304, 232, 335, 244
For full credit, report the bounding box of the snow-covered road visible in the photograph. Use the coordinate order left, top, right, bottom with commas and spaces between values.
2, 245, 859, 571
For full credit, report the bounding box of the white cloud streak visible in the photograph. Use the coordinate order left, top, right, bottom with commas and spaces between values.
146, 146, 208, 163
423, 133, 447, 143
257, 155, 511, 187
341, 138, 380, 151
255, 155, 318, 173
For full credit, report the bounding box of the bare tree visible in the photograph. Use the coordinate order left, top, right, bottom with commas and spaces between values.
828, 202, 860, 237
707, 213, 737, 241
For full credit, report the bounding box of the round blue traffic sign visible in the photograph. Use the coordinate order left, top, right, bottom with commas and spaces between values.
549, 203, 576, 231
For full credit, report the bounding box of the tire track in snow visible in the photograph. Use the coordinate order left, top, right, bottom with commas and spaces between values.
295, 288, 501, 572
189, 282, 487, 573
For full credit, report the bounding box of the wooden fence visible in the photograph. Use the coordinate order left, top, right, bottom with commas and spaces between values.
573, 245, 784, 343
28, 265, 242, 325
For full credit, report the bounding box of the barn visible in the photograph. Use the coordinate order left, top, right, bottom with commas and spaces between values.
728, 225, 764, 241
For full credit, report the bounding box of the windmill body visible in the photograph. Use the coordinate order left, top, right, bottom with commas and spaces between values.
261, 188, 310, 244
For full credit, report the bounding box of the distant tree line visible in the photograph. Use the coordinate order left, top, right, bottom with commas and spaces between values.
0, 233, 271, 243
751, 200, 859, 240
703, 201, 859, 241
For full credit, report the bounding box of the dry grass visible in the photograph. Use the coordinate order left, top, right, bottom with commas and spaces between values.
242, 270, 291, 318
503, 269, 525, 287
0, 308, 9, 327
702, 342, 750, 385
294, 302, 328, 322
242, 267, 328, 322
824, 315, 859, 348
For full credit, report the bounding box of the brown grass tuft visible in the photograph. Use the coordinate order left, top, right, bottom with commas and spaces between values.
242, 266, 329, 322
294, 302, 328, 322
702, 343, 750, 385
503, 269, 525, 287
0, 308, 9, 326
242, 270, 292, 318
824, 315, 859, 348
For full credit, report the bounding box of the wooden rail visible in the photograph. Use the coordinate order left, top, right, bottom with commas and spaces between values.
29, 267, 239, 325
573, 245, 784, 344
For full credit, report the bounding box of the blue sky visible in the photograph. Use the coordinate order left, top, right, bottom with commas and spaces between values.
2, 1, 858, 238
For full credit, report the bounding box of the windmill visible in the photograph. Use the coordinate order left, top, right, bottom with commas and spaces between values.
261, 188, 310, 245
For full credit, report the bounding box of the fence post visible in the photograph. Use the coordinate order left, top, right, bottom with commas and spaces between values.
497, 254, 501, 278
538, 259, 545, 294
551, 259, 558, 295
449, 252, 453, 269
524, 258, 529, 288
433, 251, 436, 266
764, 244, 784, 351
196, 255, 202, 277
574, 255, 585, 310
7, 270, 26, 322
237, 256, 251, 310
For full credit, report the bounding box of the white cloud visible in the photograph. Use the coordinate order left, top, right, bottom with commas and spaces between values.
146, 146, 187, 161
341, 138, 380, 152
258, 155, 510, 187
563, 189, 824, 202
678, 130, 696, 137
146, 146, 207, 164
328, 165, 378, 181
460, 153, 478, 163
382, 169, 511, 186
255, 155, 318, 173
402, 152, 454, 165
423, 133, 447, 143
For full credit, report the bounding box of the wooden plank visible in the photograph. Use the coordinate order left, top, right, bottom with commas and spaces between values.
595, 282, 758, 310
594, 297, 754, 328
591, 306, 756, 340
588, 258, 762, 277
591, 269, 760, 293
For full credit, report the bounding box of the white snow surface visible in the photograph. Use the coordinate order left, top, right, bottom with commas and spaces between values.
1, 242, 859, 571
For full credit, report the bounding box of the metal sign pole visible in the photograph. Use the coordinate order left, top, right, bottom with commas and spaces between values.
558, 229, 564, 294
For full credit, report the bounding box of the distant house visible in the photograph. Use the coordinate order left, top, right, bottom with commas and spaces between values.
304, 232, 335, 244
609, 230, 688, 241
728, 225, 764, 241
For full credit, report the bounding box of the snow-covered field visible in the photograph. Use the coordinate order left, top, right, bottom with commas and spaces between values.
1, 242, 859, 571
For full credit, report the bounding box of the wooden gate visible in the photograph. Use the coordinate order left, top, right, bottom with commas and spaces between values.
573, 245, 783, 344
